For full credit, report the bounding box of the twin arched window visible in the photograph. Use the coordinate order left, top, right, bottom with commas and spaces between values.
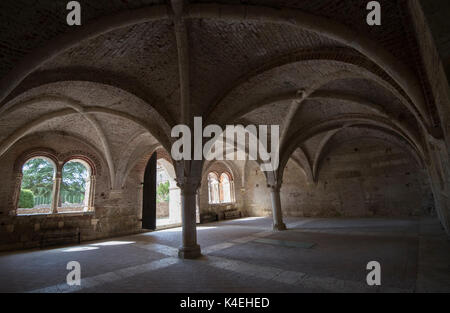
207, 172, 235, 204
16, 156, 95, 215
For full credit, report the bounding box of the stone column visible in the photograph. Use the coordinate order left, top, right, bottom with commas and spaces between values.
269, 184, 286, 231
137, 183, 144, 220
230, 180, 236, 202
10, 173, 23, 216
83, 176, 91, 212
88, 175, 96, 212
427, 140, 450, 236
195, 192, 200, 224
178, 176, 201, 259
51, 171, 62, 214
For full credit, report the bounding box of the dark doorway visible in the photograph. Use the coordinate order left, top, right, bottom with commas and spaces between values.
142, 152, 157, 230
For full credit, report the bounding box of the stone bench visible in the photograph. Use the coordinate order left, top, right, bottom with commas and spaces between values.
40, 227, 80, 248
223, 208, 241, 220
200, 212, 218, 224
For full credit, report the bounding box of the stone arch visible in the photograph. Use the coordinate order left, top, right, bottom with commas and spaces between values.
279, 114, 428, 184
59, 156, 96, 213
1, 88, 171, 152
0, 4, 429, 134
203, 159, 240, 184
3, 69, 176, 127
189, 4, 428, 129
59, 150, 101, 177
13, 148, 59, 174
122, 144, 161, 190
313, 127, 425, 183
312, 129, 342, 183
0, 5, 171, 105
1, 93, 114, 184
207, 48, 418, 122
0, 106, 171, 188
114, 131, 161, 190
11, 149, 58, 215
292, 147, 314, 183
158, 158, 176, 181
209, 52, 428, 138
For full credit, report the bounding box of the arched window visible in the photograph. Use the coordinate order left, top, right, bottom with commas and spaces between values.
207, 172, 220, 204
13, 149, 97, 216
207, 171, 235, 204
220, 173, 232, 203
59, 159, 91, 213
17, 157, 55, 215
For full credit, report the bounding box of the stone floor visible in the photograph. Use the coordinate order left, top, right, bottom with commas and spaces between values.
0, 216, 449, 293
156, 217, 181, 228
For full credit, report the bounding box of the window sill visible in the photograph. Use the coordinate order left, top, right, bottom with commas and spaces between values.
16, 211, 94, 218
208, 202, 235, 206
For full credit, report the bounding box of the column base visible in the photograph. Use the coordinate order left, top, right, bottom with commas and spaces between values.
178, 244, 202, 259
273, 222, 287, 231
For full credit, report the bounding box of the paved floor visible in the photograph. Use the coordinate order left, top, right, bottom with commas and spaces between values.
0, 217, 449, 293
156, 217, 181, 228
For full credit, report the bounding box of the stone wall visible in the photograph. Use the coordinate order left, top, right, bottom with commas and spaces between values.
0, 132, 144, 252
156, 201, 169, 218
242, 161, 273, 217
410, 0, 450, 234
244, 139, 434, 218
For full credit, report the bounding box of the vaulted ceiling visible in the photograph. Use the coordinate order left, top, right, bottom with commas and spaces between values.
0, 0, 444, 182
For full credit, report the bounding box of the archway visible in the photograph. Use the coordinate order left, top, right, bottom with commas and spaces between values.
141, 152, 182, 229
156, 158, 182, 228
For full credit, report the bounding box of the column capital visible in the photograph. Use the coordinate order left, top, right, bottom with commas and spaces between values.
267, 181, 282, 192
51, 174, 62, 214
176, 175, 201, 194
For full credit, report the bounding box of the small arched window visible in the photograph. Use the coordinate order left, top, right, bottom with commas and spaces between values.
207, 171, 235, 204
59, 159, 92, 213
220, 173, 232, 203
207, 172, 220, 204
17, 157, 56, 215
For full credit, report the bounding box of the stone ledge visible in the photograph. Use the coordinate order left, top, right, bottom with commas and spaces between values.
16, 212, 95, 218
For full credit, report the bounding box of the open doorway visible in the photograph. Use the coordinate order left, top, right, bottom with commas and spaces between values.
142, 153, 182, 230
155, 158, 181, 228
